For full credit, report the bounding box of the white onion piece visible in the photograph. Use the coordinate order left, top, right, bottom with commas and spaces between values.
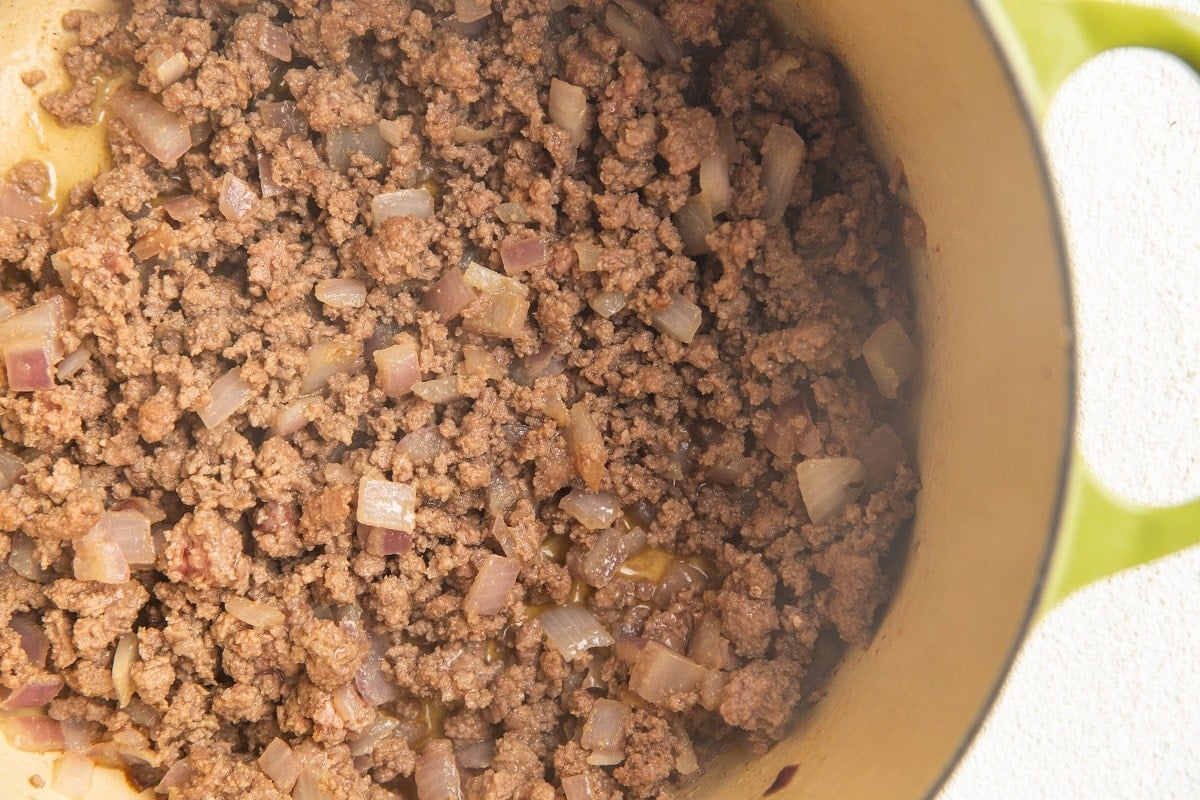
56, 345, 91, 380
0, 450, 25, 492
8, 533, 45, 581
464, 293, 530, 339
354, 636, 399, 706
163, 194, 206, 222
112, 632, 137, 708
539, 604, 614, 660
581, 698, 629, 765
455, 739, 495, 770
559, 489, 620, 530
73, 531, 130, 584
0, 182, 49, 224
675, 193, 714, 256
577, 527, 646, 588
2, 715, 64, 751
153, 52, 189, 87
422, 270, 478, 321
562, 773, 599, 800
315, 278, 367, 309
509, 342, 562, 387
256, 150, 281, 198
226, 597, 285, 628
654, 558, 706, 609
218, 174, 256, 221
52, 751, 94, 799
760, 123, 806, 225
588, 291, 627, 319
301, 340, 362, 395
687, 614, 731, 670
415, 739, 463, 800
499, 236, 549, 275
464, 554, 521, 615
327, 125, 389, 171
494, 202, 530, 224
862, 319, 919, 400
292, 770, 332, 800
348, 715, 399, 756
573, 241, 601, 272
198, 366, 255, 429
9, 615, 49, 666
412, 376, 459, 404
372, 188, 434, 227
565, 404, 606, 491
452, 125, 499, 144
454, 0, 492, 23
0, 675, 65, 709
615, 0, 682, 63
604, 5, 659, 63
272, 395, 320, 438
92, 510, 155, 566
549, 78, 589, 146
462, 262, 528, 297
0, 297, 15, 320
763, 395, 821, 459
256, 21, 293, 61
699, 150, 730, 215
155, 759, 194, 793
486, 476, 520, 517
397, 426, 444, 463
331, 683, 370, 726
794, 457, 866, 525
109, 87, 191, 164
259, 101, 308, 136
463, 345, 504, 381
857, 424, 906, 493
629, 641, 707, 705
651, 293, 702, 344
377, 119, 405, 147
373, 337, 421, 398
259, 738, 301, 792
5, 336, 54, 391
365, 527, 413, 557
357, 478, 416, 532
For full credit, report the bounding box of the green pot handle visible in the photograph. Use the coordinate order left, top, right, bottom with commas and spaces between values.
986, 0, 1200, 614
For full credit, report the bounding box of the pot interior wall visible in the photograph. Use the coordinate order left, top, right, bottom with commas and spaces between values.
0, 1, 1072, 798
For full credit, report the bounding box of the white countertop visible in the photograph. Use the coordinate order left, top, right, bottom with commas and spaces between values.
941, 3, 1200, 797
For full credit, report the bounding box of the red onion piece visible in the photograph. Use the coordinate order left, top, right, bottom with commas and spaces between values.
327, 125, 389, 171
153, 52, 189, 87
548, 78, 589, 146
629, 640, 707, 705
573, 241, 601, 272
108, 87, 192, 165
674, 193, 714, 256
357, 478, 416, 532
588, 291, 626, 319
462, 262, 528, 297
259, 101, 308, 136
354, 636, 400, 707
454, 0, 492, 23
56, 345, 91, 381
464, 554, 521, 615
256, 21, 293, 61
559, 489, 620, 530
764, 394, 821, 460
539, 604, 614, 660
155, 759, 194, 793
464, 293, 530, 339
0, 296, 69, 359
412, 376, 459, 404
699, 150, 730, 215
92, 510, 155, 566
226, 597, 285, 628
760, 123, 806, 225
857, 424, 906, 493
198, 366, 255, 429
258, 738, 301, 793
416, 739, 463, 800
397, 426, 445, 463
794, 457, 866, 524
1, 675, 65, 710
162, 194, 206, 223
301, 340, 362, 394
73, 531, 130, 584
604, 4, 658, 63
272, 395, 321, 438
59, 720, 92, 752
52, 751, 94, 799
9, 615, 49, 666
5, 337, 54, 391
494, 202, 530, 224
366, 527, 413, 558
581, 698, 629, 766
562, 773, 599, 800
499, 236, 549, 276
421, 269, 477, 321
509, 342, 562, 387
2, 715, 64, 751
0, 182, 49, 224
372, 188, 434, 226
565, 404, 606, 491
218, 174, 256, 222
315, 278, 367, 309
615, 0, 682, 63
651, 293, 702, 344
862, 319, 919, 400
577, 526, 646, 588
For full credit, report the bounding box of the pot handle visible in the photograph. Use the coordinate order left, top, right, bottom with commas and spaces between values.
992, 0, 1200, 613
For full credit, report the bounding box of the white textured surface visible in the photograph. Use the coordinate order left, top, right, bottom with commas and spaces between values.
941, 3, 1200, 798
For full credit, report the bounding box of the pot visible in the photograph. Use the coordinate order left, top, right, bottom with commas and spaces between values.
1, 1, 1198, 798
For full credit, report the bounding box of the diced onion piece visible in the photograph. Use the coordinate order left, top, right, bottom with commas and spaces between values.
272, 395, 320, 438
576, 527, 646, 589
226, 597, 285, 628
615, 0, 682, 63
372, 188, 434, 226
562, 773, 599, 800
355, 636, 400, 706
462, 345, 504, 381
629, 640, 707, 705
56, 345, 91, 381
452, 125, 499, 144
486, 476, 520, 517
0, 451, 25, 493
349, 715, 399, 757
366, 527, 413, 557
91, 510, 155, 566
509, 342, 562, 387
292, 770, 333, 800
494, 202, 530, 224
357, 478, 416, 532
412, 376, 459, 404
763, 395, 821, 460
0, 297, 16, 320
687, 614, 731, 670
162, 194, 206, 222
422, 270, 478, 321
464, 293, 530, 339
462, 262, 528, 297
675, 193, 714, 256
541, 391, 570, 425
108, 87, 192, 164
112, 632, 137, 708
397, 426, 444, 463
653, 558, 707, 609
373, 337, 420, 398
651, 294, 702, 344
794, 457, 866, 525
0, 182, 49, 224
327, 125, 389, 171
259, 101, 308, 136
218, 174, 256, 221
760, 123, 806, 225
699, 150, 730, 215
857, 424, 906, 493
198, 366, 255, 429
581, 698, 629, 766
559, 489, 620, 530
315, 278, 367, 309
377, 119, 405, 147
9, 615, 49, 666
256, 21, 293, 61
565, 404, 606, 491
52, 751, 94, 800
331, 683, 370, 725
301, 340, 362, 395
455, 739, 495, 770
500, 236, 549, 275
156, 759, 193, 792
0, 296, 69, 358
539, 604, 614, 660
604, 5, 657, 63
618, 546, 675, 583
862, 319, 918, 400
454, 0, 492, 23
0, 675, 65, 710
464, 554, 521, 615
2, 715, 64, 751
8, 532, 45, 581
259, 738, 301, 793
588, 291, 626, 319
549, 78, 589, 146
416, 739, 463, 800
73, 531, 130, 584
5, 336, 54, 391
573, 241, 601, 272
153, 52, 189, 87
699, 669, 726, 711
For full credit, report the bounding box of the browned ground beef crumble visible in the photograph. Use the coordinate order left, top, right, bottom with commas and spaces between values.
0, 0, 919, 798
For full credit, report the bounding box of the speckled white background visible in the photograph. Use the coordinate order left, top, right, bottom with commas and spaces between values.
941, 2, 1200, 797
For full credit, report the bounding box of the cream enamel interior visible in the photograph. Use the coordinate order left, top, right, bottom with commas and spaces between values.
0, 1, 1072, 798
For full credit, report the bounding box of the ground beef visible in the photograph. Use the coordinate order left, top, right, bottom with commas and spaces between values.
0, 1, 921, 798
